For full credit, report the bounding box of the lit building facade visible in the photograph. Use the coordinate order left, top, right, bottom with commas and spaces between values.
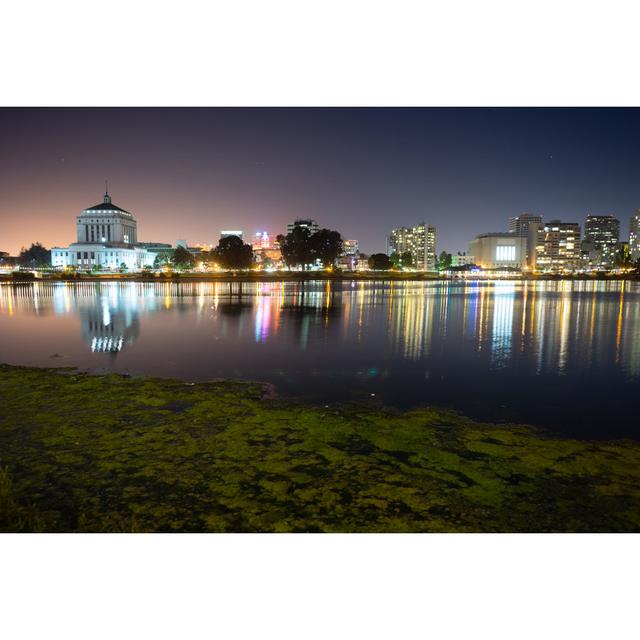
287, 219, 319, 235
220, 230, 243, 240
584, 214, 620, 268
387, 223, 436, 271
468, 233, 526, 270
535, 220, 581, 272
338, 239, 360, 270
451, 254, 476, 267
251, 231, 281, 265
51, 191, 155, 270
629, 210, 640, 261
508, 213, 543, 235
506, 213, 543, 269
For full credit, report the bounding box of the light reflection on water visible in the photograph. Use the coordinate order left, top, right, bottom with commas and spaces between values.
1, 279, 639, 437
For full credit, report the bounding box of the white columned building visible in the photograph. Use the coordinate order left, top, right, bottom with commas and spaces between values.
51, 191, 155, 270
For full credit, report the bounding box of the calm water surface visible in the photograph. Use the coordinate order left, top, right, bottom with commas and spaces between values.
1, 280, 639, 438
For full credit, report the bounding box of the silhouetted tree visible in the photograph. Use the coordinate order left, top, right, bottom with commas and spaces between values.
368, 253, 393, 270
277, 226, 314, 269
173, 246, 196, 270
213, 235, 254, 269
277, 226, 342, 269
401, 251, 414, 268
310, 229, 342, 268
390, 251, 414, 269
19, 243, 51, 268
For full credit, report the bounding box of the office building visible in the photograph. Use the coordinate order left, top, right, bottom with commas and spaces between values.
468, 233, 527, 270
287, 219, 319, 235
629, 210, 640, 261
584, 214, 620, 268
338, 239, 360, 270
251, 231, 281, 265
220, 230, 243, 240
508, 213, 543, 235
507, 213, 543, 269
451, 254, 476, 267
51, 190, 155, 270
342, 239, 359, 256
388, 223, 437, 271
535, 220, 581, 272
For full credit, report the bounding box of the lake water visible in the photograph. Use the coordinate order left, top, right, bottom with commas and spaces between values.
1, 279, 639, 439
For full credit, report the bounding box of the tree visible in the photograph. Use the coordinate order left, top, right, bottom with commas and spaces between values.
277, 226, 314, 269
390, 251, 414, 269
173, 246, 196, 270
436, 251, 452, 271
400, 251, 414, 269
153, 250, 173, 268
368, 253, 393, 270
119, 262, 128, 273
310, 229, 342, 268
213, 235, 254, 270
277, 226, 342, 269
19, 242, 51, 268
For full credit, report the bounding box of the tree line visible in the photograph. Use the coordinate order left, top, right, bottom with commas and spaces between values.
9, 239, 640, 273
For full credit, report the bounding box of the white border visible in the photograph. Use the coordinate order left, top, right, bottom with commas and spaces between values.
1, 1, 639, 106
1, 2, 639, 638
1, 534, 638, 639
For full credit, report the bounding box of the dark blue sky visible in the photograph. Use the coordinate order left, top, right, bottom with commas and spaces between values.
1, 108, 639, 254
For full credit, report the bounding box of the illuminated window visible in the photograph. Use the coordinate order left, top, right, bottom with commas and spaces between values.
496, 245, 516, 262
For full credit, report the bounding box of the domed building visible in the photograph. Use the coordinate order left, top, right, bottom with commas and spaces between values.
51, 190, 155, 270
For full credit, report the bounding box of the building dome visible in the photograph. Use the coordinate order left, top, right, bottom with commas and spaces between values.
81, 191, 131, 215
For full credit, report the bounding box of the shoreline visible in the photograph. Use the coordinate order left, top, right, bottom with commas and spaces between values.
1, 271, 639, 284
1, 363, 639, 533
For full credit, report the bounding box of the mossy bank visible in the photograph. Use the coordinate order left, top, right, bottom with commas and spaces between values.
1, 364, 639, 532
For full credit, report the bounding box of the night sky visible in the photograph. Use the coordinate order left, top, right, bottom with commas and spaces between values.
1, 108, 639, 256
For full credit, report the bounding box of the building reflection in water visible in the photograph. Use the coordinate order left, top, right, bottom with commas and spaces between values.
490, 282, 515, 367
1, 279, 640, 380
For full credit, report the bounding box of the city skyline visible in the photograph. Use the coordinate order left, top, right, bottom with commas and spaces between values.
1, 107, 640, 256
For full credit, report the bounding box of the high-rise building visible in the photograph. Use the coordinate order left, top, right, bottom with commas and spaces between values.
342, 239, 359, 256
535, 220, 581, 272
51, 190, 155, 270
220, 230, 243, 240
508, 213, 543, 235
388, 223, 436, 270
287, 219, 319, 235
338, 240, 360, 270
251, 231, 281, 265
507, 214, 543, 269
252, 231, 271, 250
584, 214, 620, 268
629, 210, 640, 261
468, 233, 527, 270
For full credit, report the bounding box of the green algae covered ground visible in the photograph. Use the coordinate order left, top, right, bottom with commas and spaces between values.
1, 364, 639, 532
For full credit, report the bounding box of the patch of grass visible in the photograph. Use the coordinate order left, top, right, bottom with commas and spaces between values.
0, 466, 46, 532
1, 364, 639, 532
